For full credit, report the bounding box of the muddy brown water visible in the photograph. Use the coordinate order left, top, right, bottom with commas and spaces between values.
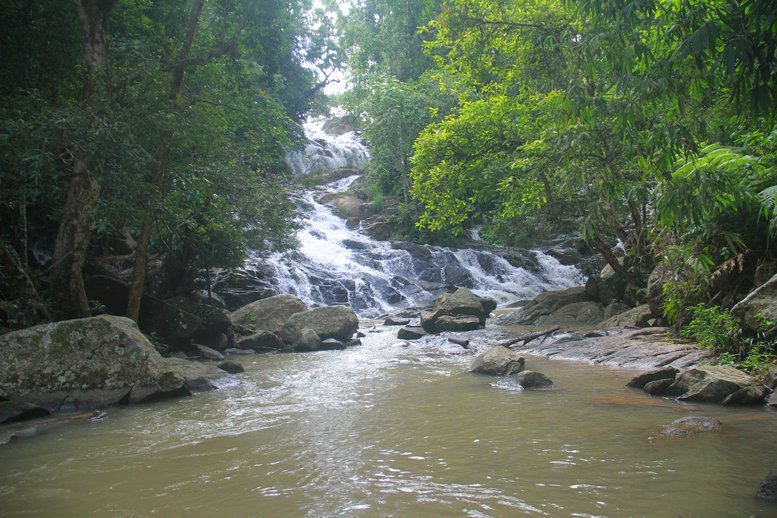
1, 325, 776, 516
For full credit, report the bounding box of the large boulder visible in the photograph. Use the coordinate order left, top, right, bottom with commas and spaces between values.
665, 365, 769, 405
497, 286, 596, 326
626, 366, 679, 388
0, 316, 191, 412
731, 273, 777, 334
470, 347, 525, 376
230, 294, 308, 333
280, 305, 359, 346
421, 288, 490, 333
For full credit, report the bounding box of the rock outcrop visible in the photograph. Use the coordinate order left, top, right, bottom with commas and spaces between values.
0, 316, 192, 412
628, 365, 770, 405
497, 286, 601, 326
515, 327, 709, 369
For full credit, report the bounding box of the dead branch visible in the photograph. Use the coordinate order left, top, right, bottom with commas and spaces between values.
499, 326, 560, 348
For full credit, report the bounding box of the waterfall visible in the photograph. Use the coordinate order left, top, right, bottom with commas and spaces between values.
234, 118, 583, 317
284, 118, 370, 176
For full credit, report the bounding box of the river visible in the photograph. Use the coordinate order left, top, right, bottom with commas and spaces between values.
1, 118, 775, 516
1, 326, 776, 516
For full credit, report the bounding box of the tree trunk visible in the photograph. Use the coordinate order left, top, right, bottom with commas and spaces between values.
592, 230, 636, 285
126, 0, 259, 321
50, 0, 115, 319
126, 0, 205, 322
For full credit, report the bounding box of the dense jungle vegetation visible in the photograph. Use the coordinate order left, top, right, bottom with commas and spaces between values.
339, 0, 777, 367
1, 0, 776, 367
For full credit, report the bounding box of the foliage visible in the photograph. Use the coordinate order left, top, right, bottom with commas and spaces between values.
680, 303, 741, 352
0, 0, 328, 327
682, 303, 777, 375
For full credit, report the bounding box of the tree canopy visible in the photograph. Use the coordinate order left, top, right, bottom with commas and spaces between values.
0, 0, 333, 327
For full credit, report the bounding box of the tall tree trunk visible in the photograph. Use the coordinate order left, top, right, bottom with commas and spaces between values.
51, 0, 115, 319
126, 0, 205, 322
126, 0, 258, 321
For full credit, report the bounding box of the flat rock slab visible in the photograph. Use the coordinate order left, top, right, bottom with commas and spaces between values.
515, 327, 709, 369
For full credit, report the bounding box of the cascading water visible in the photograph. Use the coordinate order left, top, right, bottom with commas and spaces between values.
284, 118, 370, 176
244, 117, 583, 317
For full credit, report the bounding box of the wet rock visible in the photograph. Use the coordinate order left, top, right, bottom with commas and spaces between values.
731, 273, 777, 334
195, 344, 225, 361
320, 338, 347, 351
293, 328, 322, 351
391, 241, 432, 261
0, 400, 51, 424
480, 298, 498, 317
421, 288, 489, 332
470, 347, 525, 376
722, 384, 771, 405
384, 316, 410, 326
280, 305, 359, 345
756, 474, 777, 502
659, 416, 722, 438
217, 360, 244, 374
627, 367, 679, 389
671, 366, 768, 404
235, 331, 285, 351
162, 358, 233, 392
644, 378, 675, 395
230, 294, 307, 333
442, 265, 474, 287
432, 314, 481, 332
0, 316, 190, 411
397, 326, 427, 340
511, 370, 553, 389
211, 268, 277, 309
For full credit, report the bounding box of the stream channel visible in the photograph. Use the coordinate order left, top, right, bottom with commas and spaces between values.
1, 119, 776, 516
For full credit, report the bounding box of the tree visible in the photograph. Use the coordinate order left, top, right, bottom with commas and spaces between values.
49, 0, 117, 319
0, 0, 320, 328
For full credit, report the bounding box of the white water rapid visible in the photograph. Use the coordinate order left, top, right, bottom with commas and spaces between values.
242, 118, 583, 317
284, 118, 370, 176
